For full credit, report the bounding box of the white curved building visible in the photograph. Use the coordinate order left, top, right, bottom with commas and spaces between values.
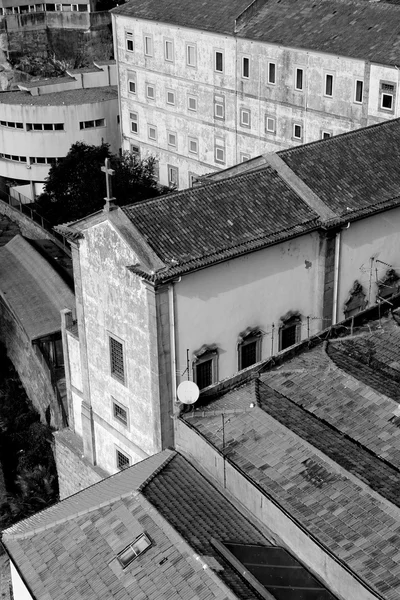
0, 60, 119, 200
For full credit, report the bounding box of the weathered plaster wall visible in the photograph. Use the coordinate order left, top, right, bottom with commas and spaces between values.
174, 232, 324, 382
175, 419, 377, 600
76, 219, 161, 473
338, 206, 400, 319
367, 64, 400, 123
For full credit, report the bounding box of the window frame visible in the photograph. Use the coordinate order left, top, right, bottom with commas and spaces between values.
279, 317, 301, 351
294, 67, 304, 91
242, 56, 250, 79
167, 131, 177, 148
354, 79, 363, 104
238, 334, 262, 371
214, 50, 224, 73
146, 83, 155, 100
188, 95, 198, 112
292, 122, 303, 141
147, 124, 157, 141
116, 447, 131, 470
112, 398, 129, 428
127, 70, 136, 95
166, 89, 176, 106
164, 38, 174, 62
240, 152, 250, 162
267, 61, 276, 85
214, 94, 225, 120
321, 130, 332, 140
117, 533, 152, 568
144, 34, 153, 57
240, 108, 251, 128
265, 115, 276, 134
109, 334, 126, 385
130, 111, 139, 135
188, 137, 198, 154
167, 164, 179, 187
125, 31, 134, 53
186, 43, 196, 67
324, 73, 334, 98
214, 136, 225, 165
379, 80, 396, 113
193, 350, 218, 390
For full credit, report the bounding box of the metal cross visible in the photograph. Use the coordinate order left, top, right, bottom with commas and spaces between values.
101, 157, 115, 201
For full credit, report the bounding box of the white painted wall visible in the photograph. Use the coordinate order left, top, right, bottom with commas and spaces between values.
10, 561, 34, 600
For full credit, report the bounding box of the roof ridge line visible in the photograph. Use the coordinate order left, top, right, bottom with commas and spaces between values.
138, 449, 176, 492
263, 153, 336, 221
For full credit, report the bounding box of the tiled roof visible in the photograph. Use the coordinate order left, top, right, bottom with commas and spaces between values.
2, 449, 289, 600
111, 0, 251, 35
120, 118, 400, 280
0, 235, 75, 341
0, 86, 118, 106
122, 166, 320, 277
182, 314, 400, 600
238, 0, 400, 65
278, 118, 400, 217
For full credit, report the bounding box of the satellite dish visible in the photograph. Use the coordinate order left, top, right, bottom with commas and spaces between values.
177, 380, 200, 404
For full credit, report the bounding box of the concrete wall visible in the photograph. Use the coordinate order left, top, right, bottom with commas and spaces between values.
74, 218, 162, 473
9, 562, 33, 600
174, 231, 325, 382
338, 206, 400, 319
53, 428, 107, 499
0, 296, 63, 428
175, 418, 378, 600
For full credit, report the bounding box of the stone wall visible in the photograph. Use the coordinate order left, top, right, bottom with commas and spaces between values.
54, 428, 108, 499
1, 12, 113, 62
0, 296, 64, 428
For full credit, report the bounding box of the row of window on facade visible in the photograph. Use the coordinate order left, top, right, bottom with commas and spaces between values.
124, 32, 397, 112
108, 316, 301, 401
0, 153, 63, 165
0, 119, 105, 131
0, 3, 88, 13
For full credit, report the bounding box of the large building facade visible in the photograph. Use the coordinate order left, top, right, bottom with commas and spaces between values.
0, 60, 118, 199
112, 0, 400, 189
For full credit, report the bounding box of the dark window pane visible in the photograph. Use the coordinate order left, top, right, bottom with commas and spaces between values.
355, 80, 363, 102
215, 52, 223, 72
196, 359, 212, 389
241, 341, 257, 369
268, 63, 276, 84
281, 324, 298, 350
110, 337, 124, 382
296, 69, 303, 90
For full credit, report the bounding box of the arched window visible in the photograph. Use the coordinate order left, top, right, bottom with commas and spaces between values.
238, 327, 262, 370
279, 312, 301, 351
193, 344, 218, 390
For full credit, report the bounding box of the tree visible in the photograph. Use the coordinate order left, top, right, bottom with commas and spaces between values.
36, 142, 166, 226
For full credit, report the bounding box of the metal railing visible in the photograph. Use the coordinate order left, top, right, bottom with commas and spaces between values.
0, 189, 70, 254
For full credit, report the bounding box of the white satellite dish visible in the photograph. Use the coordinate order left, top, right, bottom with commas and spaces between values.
177, 380, 200, 404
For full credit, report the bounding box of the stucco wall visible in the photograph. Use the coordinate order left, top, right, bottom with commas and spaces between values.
175, 419, 377, 600
76, 219, 161, 473
338, 206, 400, 319
174, 232, 324, 382
9, 562, 33, 600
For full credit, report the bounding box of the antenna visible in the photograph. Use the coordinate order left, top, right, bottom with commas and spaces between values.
177, 380, 200, 405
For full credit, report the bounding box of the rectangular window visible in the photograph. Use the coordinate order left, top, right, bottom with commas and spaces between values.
280, 320, 301, 350
325, 73, 333, 97
354, 79, 363, 103
268, 61, 276, 84
295, 68, 304, 91
240, 153, 250, 162
166, 90, 175, 105
146, 84, 155, 99
127, 71, 136, 94
186, 43, 196, 67
148, 125, 157, 141
239, 339, 261, 370
196, 359, 212, 389
321, 130, 332, 139
117, 534, 152, 568
126, 31, 134, 52
164, 39, 174, 62
188, 137, 198, 154
113, 400, 128, 426
144, 35, 153, 57
110, 336, 125, 383
188, 95, 197, 111
79, 119, 105, 130
116, 449, 130, 470
215, 137, 225, 164
293, 123, 302, 140
130, 144, 140, 158
381, 93, 393, 110
130, 112, 138, 134
26, 122, 64, 131
265, 115, 275, 133
215, 50, 223, 72
242, 56, 250, 79
168, 132, 177, 147
188, 172, 197, 187
95, 118, 105, 127
379, 81, 396, 112
214, 94, 225, 120
240, 108, 251, 127
168, 165, 178, 187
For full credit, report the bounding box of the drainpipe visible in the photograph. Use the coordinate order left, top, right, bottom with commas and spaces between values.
332, 231, 341, 325
168, 280, 179, 404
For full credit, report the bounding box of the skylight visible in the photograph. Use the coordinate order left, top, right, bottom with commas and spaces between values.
213, 541, 337, 599
117, 533, 152, 568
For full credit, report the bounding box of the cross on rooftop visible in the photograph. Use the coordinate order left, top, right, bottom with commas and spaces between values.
101, 157, 116, 211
